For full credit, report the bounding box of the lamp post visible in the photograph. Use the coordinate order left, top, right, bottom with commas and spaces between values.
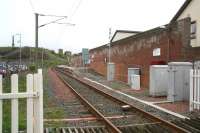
108, 28, 112, 63
107, 28, 115, 81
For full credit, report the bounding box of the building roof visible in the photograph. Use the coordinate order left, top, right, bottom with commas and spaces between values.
171, 0, 192, 22
88, 26, 166, 53
110, 30, 141, 42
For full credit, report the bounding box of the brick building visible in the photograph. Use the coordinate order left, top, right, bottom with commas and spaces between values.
171, 0, 200, 48
72, 17, 200, 88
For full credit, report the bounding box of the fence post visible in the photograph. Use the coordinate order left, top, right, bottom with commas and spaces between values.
198, 70, 200, 110
11, 74, 18, 133
33, 71, 43, 133
38, 69, 43, 133
38, 69, 42, 75
33, 74, 39, 133
27, 74, 34, 133
0, 75, 2, 133
195, 70, 198, 109
190, 70, 194, 111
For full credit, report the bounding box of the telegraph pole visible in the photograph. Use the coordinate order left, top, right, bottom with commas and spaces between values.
35, 13, 39, 67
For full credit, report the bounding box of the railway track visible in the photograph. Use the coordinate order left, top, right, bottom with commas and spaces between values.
46, 69, 104, 128
44, 123, 173, 133
48, 67, 193, 133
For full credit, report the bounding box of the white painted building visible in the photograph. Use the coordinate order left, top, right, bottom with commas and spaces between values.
110, 30, 141, 42
171, 0, 199, 47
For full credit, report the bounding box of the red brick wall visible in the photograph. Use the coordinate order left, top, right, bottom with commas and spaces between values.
89, 47, 108, 75
71, 54, 82, 67
72, 18, 200, 88
110, 33, 171, 87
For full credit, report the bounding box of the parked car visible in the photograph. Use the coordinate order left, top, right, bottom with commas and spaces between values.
9, 66, 18, 74
0, 66, 7, 78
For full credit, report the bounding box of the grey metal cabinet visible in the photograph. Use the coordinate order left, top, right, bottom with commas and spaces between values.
167, 62, 193, 102
128, 68, 140, 85
194, 61, 200, 69
107, 63, 115, 81
149, 65, 168, 96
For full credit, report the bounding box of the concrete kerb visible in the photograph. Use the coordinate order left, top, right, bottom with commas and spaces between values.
83, 77, 189, 120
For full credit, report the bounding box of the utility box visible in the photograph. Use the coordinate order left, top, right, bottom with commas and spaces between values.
128, 68, 140, 85
194, 61, 200, 69
130, 74, 140, 90
149, 65, 168, 97
167, 62, 193, 102
107, 63, 115, 81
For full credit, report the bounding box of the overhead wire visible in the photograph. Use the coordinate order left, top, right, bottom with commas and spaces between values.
68, 0, 82, 21
38, 14, 68, 18
54, 0, 82, 49
28, 0, 35, 13
27, 0, 82, 51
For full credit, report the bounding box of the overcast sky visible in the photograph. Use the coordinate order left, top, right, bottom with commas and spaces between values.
0, 0, 184, 53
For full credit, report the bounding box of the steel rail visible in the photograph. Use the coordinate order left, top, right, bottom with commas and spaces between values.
56, 67, 190, 133
54, 69, 122, 133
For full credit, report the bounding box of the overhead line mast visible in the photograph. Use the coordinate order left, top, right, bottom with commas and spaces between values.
34, 13, 74, 67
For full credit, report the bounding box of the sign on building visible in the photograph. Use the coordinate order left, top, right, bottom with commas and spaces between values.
153, 48, 161, 56
82, 48, 89, 65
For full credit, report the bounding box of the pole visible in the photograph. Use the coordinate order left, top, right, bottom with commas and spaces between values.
109, 44, 111, 63
35, 13, 39, 48
35, 13, 39, 67
34, 13, 71, 68
42, 48, 44, 68
13, 34, 21, 71
12, 35, 15, 47
107, 28, 112, 81
19, 34, 22, 68
30, 47, 31, 64
108, 28, 111, 63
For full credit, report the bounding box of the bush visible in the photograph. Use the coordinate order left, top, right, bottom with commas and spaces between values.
29, 64, 36, 73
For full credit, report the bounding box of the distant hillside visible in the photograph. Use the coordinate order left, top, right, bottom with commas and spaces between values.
0, 47, 69, 67
0, 47, 18, 56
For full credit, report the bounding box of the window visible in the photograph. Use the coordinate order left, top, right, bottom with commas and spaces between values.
191, 21, 197, 39
153, 48, 161, 57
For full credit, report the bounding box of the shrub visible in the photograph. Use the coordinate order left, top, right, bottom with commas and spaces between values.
29, 64, 36, 73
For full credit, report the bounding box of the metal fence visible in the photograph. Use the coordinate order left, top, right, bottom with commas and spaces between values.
190, 69, 200, 111
0, 69, 43, 133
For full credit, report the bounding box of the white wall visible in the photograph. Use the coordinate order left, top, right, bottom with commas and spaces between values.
178, 0, 200, 47
112, 32, 137, 42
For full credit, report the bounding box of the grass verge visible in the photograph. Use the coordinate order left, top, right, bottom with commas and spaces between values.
2, 73, 27, 132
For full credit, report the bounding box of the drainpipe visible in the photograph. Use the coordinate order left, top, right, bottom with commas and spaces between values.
167, 25, 172, 63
